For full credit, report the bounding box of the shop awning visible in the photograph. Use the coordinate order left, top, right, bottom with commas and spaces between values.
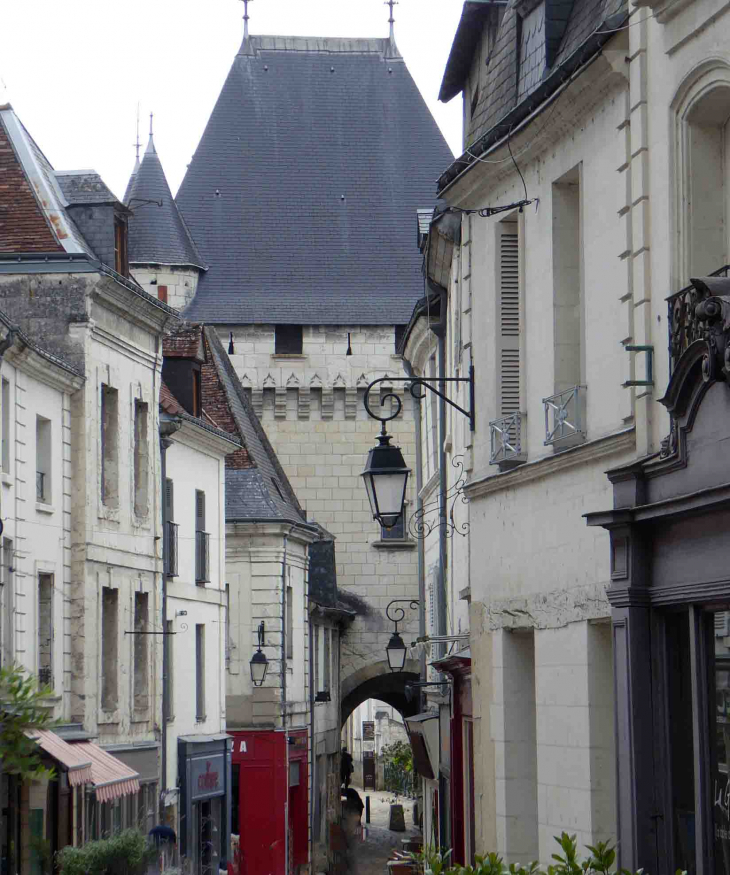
29, 730, 93, 786
73, 742, 141, 802
405, 713, 439, 780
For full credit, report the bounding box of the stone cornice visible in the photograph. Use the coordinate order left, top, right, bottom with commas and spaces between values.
175, 418, 240, 457
465, 427, 636, 500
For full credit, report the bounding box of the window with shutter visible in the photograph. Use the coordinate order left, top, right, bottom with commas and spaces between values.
195, 490, 205, 531
498, 225, 521, 417
165, 479, 174, 523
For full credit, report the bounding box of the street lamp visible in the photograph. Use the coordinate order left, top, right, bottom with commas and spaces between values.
361, 426, 410, 530
384, 600, 420, 672
250, 621, 269, 687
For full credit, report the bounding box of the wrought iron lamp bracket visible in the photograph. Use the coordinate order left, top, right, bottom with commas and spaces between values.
363, 366, 475, 432
385, 599, 420, 633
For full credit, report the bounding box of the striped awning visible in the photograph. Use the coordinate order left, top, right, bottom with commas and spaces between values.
28, 730, 93, 786
72, 742, 141, 802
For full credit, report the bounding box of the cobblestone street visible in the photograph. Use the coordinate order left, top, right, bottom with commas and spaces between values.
345, 787, 420, 875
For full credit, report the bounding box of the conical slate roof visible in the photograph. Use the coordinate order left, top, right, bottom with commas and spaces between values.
176, 35, 454, 325
123, 157, 140, 206
126, 137, 206, 269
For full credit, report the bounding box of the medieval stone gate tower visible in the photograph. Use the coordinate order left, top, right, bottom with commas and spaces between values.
131, 30, 453, 718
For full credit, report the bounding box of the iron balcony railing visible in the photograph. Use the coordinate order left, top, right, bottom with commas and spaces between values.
165, 521, 179, 578
667, 264, 730, 374
36, 471, 46, 502
489, 411, 526, 467
543, 385, 587, 446
37, 666, 53, 688
195, 531, 210, 585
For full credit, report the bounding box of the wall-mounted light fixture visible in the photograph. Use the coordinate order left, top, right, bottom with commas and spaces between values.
384, 599, 420, 672
250, 621, 269, 687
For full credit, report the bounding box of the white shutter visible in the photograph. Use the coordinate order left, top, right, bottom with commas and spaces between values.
499, 228, 520, 416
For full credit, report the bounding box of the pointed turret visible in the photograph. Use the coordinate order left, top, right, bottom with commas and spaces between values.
126, 133, 205, 270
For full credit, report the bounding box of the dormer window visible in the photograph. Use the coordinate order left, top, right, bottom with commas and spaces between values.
114, 215, 128, 277
275, 324, 303, 355
192, 367, 202, 417
517, 1, 546, 102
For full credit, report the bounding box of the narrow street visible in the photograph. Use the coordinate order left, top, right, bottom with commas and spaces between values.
345, 787, 420, 875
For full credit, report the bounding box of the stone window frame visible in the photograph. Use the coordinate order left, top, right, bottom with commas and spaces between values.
671, 59, 730, 285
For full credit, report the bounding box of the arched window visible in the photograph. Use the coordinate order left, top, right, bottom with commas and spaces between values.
674, 61, 730, 279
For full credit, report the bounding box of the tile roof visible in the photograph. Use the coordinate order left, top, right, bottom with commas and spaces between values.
202, 326, 308, 524
0, 110, 65, 253
176, 36, 454, 326
160, 381, 184, 415
126, 136, 206, 269
162, 324, 205, 359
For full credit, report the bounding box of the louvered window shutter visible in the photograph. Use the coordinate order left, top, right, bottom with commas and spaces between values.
195, 490, 205, 532
165, 479, 174, 523
499, 228, 520, 416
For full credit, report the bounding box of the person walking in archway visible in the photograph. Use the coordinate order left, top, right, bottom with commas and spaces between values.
340, 747, 354, 789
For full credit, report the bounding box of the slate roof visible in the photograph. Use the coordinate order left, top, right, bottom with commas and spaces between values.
439, 2, 498, 103
55, 170, 119, 205
126, 136, 206, 269
437, 0, 627, 192
202, 327, 309, 524
176, 35, 454, 326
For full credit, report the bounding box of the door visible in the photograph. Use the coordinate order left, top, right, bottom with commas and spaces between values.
231, 732, 287, 875
363, 752, 376, 790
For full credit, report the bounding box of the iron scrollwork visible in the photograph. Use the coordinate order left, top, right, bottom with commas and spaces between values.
385, 599, 420, 633
363, 367, 475, 432
408, 455, 469, 540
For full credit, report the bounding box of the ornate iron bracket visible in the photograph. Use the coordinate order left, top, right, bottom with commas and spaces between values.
409, 455, 469, 540
363, 365, 475, 431
385, 599, 420, 633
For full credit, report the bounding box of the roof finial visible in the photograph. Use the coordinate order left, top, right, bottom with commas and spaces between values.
241, 0, 252, 40
149, 111, 154, 139
385, 0, 397, 41
134, 103, 141, 163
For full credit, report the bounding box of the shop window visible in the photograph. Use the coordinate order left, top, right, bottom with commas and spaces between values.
196, 624, 206, 721
1, 378, 9, 474
133, 400, 149, 517
37, 573, 53, 688
101, 385, 119, 507
101, 587, 118, 709
275, 324, 303, 355
133, 592, 149, 711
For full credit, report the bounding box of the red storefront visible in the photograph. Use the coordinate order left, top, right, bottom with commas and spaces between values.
230, 729, 308, 875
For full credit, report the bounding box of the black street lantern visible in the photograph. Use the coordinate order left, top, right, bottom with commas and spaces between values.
385, 630, 408, 672
250, 621, 269, 687
361, 428, 410, 529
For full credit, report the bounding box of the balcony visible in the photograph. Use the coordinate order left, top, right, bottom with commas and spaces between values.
195, 531, 210, 585
543, 385, 586, 448
36, 471, 46, 502
489, 412, 526, 469
667, 265, 730, 373
165, 521, 179, 578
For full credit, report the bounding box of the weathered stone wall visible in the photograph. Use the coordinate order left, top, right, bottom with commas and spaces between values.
132, 265, 200, 312
217, 324, 420, 702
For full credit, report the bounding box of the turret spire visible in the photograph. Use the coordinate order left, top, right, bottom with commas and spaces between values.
241, 0, 252, 40
385, 0, 397, 42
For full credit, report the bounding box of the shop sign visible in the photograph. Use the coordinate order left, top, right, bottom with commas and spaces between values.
362, 721, 375, 741
190, 754, 225, 801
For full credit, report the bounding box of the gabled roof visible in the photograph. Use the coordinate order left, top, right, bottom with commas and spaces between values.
126, 136, 206, 269
201, 326, 309, 525
55, 170, 119, 205
176, 35, 454, 326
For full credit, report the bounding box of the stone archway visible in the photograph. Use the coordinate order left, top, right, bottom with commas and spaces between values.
340, 659, 421, 724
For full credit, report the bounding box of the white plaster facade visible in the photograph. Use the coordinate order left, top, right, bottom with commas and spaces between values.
162, 416, 235, 822
0, 326, 83, 719
429, 0, 730, 863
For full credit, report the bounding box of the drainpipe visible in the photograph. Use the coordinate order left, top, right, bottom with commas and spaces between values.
159, 414, 181, 822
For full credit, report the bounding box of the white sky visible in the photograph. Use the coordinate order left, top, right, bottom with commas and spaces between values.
1, 0, 464, 200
